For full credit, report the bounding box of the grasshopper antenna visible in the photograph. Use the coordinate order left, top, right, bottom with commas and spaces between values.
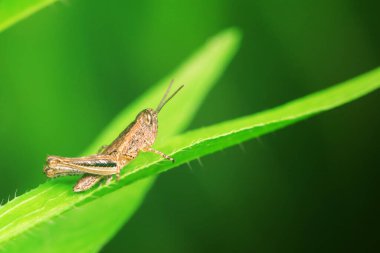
156, 80, 184, 113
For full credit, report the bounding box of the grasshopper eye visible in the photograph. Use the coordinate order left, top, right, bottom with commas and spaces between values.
145, 113, 152, 124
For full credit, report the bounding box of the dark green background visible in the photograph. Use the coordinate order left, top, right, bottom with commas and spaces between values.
0, 0, 379, 252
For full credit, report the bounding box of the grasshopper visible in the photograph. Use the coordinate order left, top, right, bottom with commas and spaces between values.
44, 81, 183, 192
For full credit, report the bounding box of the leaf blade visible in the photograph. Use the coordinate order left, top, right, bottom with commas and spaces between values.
0, 0, 57, 32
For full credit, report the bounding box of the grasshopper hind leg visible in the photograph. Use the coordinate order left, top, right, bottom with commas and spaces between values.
73, 175, 103, 192
73, 175, 114, 192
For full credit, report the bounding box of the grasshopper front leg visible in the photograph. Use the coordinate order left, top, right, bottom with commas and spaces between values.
143, 147, 175, 162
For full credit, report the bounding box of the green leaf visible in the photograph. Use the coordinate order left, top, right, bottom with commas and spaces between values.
1, 26, 380, 252
62, 65, 380, 206
0, 0, 58, 32
0, 28, 241, 252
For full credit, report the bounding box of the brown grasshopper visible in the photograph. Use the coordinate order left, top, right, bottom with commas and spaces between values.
44, 81, 183, 192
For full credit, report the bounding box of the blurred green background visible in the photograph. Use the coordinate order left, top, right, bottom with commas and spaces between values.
1, 0, 379, 252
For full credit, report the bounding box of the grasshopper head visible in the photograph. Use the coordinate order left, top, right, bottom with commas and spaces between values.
133, 81, 184, 146
136, 109, 158, 127
135, 109, 159, 146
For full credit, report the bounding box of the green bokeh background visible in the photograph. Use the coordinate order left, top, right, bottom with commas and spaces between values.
1, 0, 379, 252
